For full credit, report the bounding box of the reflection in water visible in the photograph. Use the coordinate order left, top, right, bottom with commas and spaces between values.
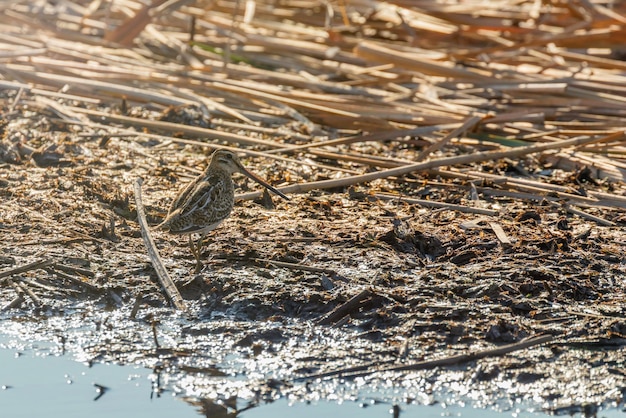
187, 396, 245, 418
0, 341, 198, 418
391, 404, 400, 418
92, 383, 108, 401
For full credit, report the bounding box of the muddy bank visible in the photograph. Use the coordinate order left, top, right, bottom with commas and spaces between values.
1, 97, 624, 413
1, 0, 626, 414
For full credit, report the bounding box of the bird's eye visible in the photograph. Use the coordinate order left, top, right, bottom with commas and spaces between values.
226, 153, 233, 159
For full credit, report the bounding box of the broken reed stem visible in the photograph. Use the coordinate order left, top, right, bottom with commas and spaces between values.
11, 280, 42, 307
436, 169, 626, 209
374, 193, 499, 216
416, 115, 484, 161
151, 320, 161, 349
254, 258, 336, 275
129, 295, 143, 320
267, 124, 462, 154
297, 334, 554, 381
57, 106, 626, 187
316, 288, 373, 326
1, 295, 25, 311
373, 334, 555, 374
563, 205, 615, 226
0, 258, 54, 280
238, 134, 607, 200
58, 114, 360, 175
133, 177, 187, 312
45, 267, 102, 294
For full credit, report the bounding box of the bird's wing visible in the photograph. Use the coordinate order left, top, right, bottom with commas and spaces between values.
175, 173, 226, 218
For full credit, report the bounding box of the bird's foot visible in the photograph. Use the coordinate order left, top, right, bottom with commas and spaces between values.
193, 258, 203, 274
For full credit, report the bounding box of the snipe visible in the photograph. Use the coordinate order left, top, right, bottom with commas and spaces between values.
158, 149, 288, 272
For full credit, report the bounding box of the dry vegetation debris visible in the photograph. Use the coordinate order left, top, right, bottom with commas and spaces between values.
0, 0, 625, 412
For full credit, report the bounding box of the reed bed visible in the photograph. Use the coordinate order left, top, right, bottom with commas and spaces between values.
2, 2, 625, 199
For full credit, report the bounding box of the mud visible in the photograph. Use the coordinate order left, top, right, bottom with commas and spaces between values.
1, 93, 625, 416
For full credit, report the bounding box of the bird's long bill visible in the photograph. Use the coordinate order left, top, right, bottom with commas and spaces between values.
239, 166, 289, 200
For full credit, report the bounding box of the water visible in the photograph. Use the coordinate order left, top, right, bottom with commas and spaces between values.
1, 337, 624, 418
0, 344, 195, 418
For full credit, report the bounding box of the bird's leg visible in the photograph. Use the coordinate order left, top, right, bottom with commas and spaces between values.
190, 233, 207, 273
196, 233, 208, 258
188, 234, 197, 258
188, 235, 201, 273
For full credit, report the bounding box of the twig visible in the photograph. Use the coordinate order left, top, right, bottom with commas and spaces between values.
416, 115, 484, 161
24, 277, 82, 298
45, 267, 102, 294
0, 258, 54, 280
11, 280, 42, 307
52, 263, 95, 278
212, 81, 361, 117
374, 193, 499, 216
316, 288, 373, 326
297, 334, 554, 381
370, 334, 555, 375
70, 106, 282, 148
20, 71, 193, 106
236, 134, 607, 200
61, 111, 359, 174
254, 258, 336, 275
489, 222, 512, 244
1, 295, 24, 311
130, 295, 143, 320
133, 178, 187, 312
563, 205, 616, 226
151, 320, 161, 349
354, 41, 488, 80
267, 124, 461, 154
478, 187, 620, 211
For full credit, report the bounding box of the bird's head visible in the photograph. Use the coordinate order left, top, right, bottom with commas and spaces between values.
208, 149, 289, 200
210, 149, 243, 175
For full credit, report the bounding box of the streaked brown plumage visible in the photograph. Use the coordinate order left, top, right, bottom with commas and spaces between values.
158, 149, 288, 272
